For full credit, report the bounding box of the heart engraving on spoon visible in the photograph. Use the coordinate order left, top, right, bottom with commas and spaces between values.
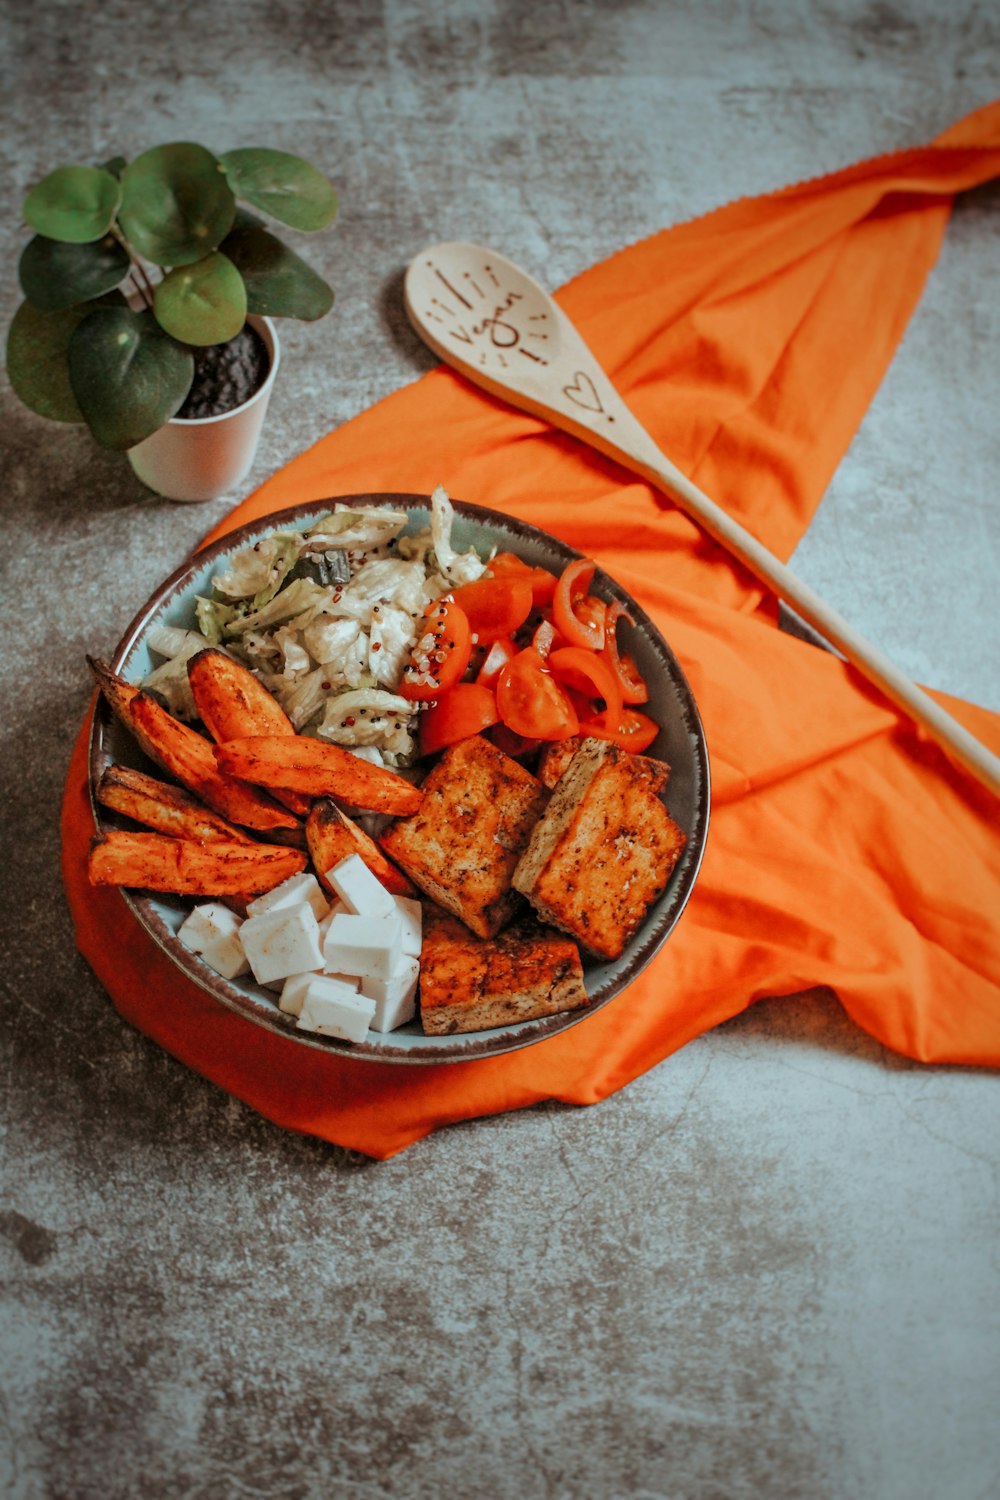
562, 371, 605, 415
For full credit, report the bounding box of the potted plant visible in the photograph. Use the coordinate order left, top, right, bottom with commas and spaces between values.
6, 142, 337, 500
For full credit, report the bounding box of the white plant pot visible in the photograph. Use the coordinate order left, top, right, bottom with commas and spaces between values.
126, 315, 280, 503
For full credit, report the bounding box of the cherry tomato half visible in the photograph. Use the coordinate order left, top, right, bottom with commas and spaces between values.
476, 635, 518, 690
489, 552, 558, 609
531, 618, 567, 660
450, 575, 533, 644
581, 706, 660, 753
552, 558, 605, 651
419, 682, 500, 756
398, 599, 472, 702
547, 646, 624, 723
602, 600, 649, 705
496, 648, 579, 741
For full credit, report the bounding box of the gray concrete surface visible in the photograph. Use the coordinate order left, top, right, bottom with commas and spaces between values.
2, 3, 998, 1498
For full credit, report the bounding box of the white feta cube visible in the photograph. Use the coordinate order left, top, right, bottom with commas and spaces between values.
178, 903, 250, 980
240, 904, 325, 985
322, 909, 402, 980
393, 896, 423, 957
297, 977, 376, 1043
326, 853, 396, 920
247, 872, 329, 921
319, 968, 361, 990
316, 901, 346, 944
278, 972, 314, 1017
361, 955, 420, 1033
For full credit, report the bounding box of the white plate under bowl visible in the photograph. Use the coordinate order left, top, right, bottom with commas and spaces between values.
88, 494, 710, 1063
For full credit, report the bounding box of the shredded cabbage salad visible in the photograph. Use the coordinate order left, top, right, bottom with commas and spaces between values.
142, 486, 488, 768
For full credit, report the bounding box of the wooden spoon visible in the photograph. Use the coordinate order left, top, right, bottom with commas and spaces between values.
403, 240, 1000, 799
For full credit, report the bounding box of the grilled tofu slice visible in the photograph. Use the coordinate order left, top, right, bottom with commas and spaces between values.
536, 735, 671, 794
419, 905, 589, 1034
513, 737, 686, 961
378, 735, 550, 938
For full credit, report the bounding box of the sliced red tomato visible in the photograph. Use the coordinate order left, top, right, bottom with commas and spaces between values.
602, 600, 649, 705
574, 593, 607, 640
398, 599, 472, 702
552, 558, 605, 651
547, 646, 624, 722
531, 617, 567, 660
496, 648, 579, 741
581, 706, 660, 753
450, 575, 534, 644
489, 552, 557, 609
476, 634, 518, 690
419, 682, 500, 756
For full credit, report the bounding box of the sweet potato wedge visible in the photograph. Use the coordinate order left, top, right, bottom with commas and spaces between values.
126, 692, 302, 834
187, 649, 311, 818
88, 655, 140, 724
87, 830, 307, 896
215, 737, 424, 816
96, 764, 256, 844
306, 798, 416, 897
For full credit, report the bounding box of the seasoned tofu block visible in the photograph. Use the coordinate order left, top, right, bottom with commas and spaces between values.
419, 906, 589, 1035
513, 738, 686, 961
535, 735, 585, 790
379, 736, 550, 939
536, 735, 671, 795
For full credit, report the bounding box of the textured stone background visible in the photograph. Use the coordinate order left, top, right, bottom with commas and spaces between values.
2, 3, 998, 1498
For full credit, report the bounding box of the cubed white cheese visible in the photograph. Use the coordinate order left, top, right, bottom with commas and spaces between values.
361, 954, 420, 1033
239, 904, 325, 985
247, 872, 329, 921
319, 969, 361, 990
297, 978, 376, 1043
316, 901, 346, 944
322, 909, 402, 980
325, 853, 396, 920
393, 895, 423, 957
178, 903, 250, 980
278, 972, 314, 1017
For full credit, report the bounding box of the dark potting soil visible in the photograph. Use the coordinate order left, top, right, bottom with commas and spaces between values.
176, 323, 270, 420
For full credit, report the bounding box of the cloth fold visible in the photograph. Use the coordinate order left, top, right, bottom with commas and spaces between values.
62, 100, 1000, 1159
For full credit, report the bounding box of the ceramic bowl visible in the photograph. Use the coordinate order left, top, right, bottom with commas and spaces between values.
88, 493, 710, 1062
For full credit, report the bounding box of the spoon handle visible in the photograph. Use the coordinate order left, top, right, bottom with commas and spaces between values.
612, 416, 1000, 799
404, 244, 1000, 799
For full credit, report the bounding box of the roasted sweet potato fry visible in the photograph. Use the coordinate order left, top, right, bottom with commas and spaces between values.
306, 798, 415, 897
88, 655, 140, 723
126, 692, 302, 834
187, 649, 311, 817
87, 831, 307, 896
96, 764, 256, 844
215, 736, 424, 816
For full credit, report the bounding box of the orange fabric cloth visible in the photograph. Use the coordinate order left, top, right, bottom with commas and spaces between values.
62, 101, 1000, 1158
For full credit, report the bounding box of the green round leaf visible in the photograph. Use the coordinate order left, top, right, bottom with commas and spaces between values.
220, 148, 337, 232
67, 305, 194, 449
6, 300, 90, 421
19, 232, 130, 310
119, 143, 235, 266
23, 165, 121, 244
153, 252, 247, 345
221, 216, 334, 321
